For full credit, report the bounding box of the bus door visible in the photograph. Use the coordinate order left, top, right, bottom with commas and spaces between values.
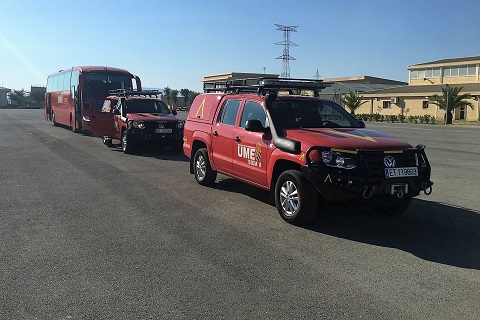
82, 97, 116, 137
71, 85, 81, 130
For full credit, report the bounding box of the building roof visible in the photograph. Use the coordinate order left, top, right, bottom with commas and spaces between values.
361, 83, 480, 97
323, 75, 407, 86
0, 86, 11, 92
408, 56, 480, 69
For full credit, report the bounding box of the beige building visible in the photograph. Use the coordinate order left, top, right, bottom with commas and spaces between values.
357, 56, 480, 122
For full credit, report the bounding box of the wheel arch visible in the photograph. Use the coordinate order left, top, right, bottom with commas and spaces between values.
270, 159, 302, 192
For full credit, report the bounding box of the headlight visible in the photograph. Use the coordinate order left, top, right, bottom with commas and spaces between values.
321, 151, 357, 169
82, 115, 90, 122
132, 121, 145, 129
177, 121, 184, 129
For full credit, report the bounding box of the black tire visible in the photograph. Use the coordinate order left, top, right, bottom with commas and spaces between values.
275, 169, 318, 224
171, 140, 183, 152
52, 112, 58, 126
374, 197, 412, 216
193, 148, 217, 186
103, 137, 113, 148
121, 131, 134, 154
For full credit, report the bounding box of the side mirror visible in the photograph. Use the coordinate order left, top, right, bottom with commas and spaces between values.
113, 109, 121, 115
172, 109, 177, 116
245, 119, 266, 133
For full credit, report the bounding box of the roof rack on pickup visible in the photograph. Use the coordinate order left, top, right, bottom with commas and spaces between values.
203, 77, 332, 96
109, 89, 161, 98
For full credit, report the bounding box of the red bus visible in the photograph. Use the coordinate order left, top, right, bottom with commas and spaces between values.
44, 66, 142, 136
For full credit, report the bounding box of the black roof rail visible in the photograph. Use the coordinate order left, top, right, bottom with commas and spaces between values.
203, 77, 332, 96
109, 89, 161, 97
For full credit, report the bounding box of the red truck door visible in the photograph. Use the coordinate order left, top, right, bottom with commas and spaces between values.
210, 99, 242, 174
233, 100, 269, 187
84, 98, 117, 137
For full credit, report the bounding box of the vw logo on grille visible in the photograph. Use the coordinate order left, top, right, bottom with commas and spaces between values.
384, 156, 396, 168
158, 123, 164, 129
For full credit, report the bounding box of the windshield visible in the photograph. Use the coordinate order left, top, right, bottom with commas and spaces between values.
125, 100, 171, 114
269, 99, 362, 129
84, 73, 134, 104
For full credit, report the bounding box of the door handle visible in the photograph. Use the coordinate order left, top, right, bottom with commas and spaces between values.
213, 131, 218, 137
234, 136, 241, 142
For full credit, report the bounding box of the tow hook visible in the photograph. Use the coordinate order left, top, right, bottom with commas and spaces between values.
396, 189, 404, 199
362, 185, 376, 199
422, 182, 433, 195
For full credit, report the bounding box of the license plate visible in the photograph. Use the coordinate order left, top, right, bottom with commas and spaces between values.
385, 167, 418, 178
155, 128, 172, 133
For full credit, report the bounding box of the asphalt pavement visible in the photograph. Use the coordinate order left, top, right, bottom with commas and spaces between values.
1, 109, 479, 319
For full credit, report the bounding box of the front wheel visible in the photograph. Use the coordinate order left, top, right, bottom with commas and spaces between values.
121, 131, 134, 154
193, 148, 217, 186
275, 170, 318, 224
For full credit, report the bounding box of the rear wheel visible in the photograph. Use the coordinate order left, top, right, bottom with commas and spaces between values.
103, 137, 113, 148
275, 170, 318, 224
122, 131, 134, 154
171, 139, 183, 152
193, 148, 217, 186
52, 112, 58, 126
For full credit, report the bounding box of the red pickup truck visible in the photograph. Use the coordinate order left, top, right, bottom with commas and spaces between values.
100, 90, 184, 153
182, 78, 433, 224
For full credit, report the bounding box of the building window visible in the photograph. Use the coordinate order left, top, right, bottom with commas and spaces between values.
410, 70, 419, 79
444, 64, 476, 77
422, 101, 429, 109
383, 101, 391, 109
425, 68, 440, 78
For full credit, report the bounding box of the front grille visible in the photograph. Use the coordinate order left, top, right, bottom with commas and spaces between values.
144, 121, 178, 130
358, 150, 418, 176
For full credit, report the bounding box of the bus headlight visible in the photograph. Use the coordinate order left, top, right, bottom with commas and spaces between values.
133, 121, 145, 129
82, 115, 90, 122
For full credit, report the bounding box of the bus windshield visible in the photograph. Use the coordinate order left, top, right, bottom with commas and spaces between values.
124, 100, 171, 114
84, 73, 134, 101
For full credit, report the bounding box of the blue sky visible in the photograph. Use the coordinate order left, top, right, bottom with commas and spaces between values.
1, 0, 479, 92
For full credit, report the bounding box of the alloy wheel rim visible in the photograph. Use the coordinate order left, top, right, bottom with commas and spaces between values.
279, 181, 299, 216
122, 134, 127, 151
195, 155, 206, 180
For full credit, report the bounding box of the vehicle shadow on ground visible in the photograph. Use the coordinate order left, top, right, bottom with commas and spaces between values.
106, 143, 190, 162
214, 177, 480, 270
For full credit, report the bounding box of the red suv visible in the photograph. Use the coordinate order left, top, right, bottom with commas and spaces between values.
100, 90, 184, 153
183, 78, 433, 224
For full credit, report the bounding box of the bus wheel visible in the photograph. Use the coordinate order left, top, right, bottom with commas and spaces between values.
122, 131, 134, 154
52, 112, 58, 126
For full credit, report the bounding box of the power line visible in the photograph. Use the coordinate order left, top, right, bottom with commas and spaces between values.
275, 24, 298, 79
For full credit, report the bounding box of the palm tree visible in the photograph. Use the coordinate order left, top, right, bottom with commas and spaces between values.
170, 89, 179, 109
340, 91, 367, 115
429, 86, 473, 124
180, 88, 190, 109
163, 86, 171, 107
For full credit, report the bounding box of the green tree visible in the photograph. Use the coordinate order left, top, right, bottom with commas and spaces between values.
163, 86, 171, 107
429, 85, 473, 124
340, 91, 367, 115
180, 88, 191, 108
170, 89, 179, 109
9, 89, 30, 106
